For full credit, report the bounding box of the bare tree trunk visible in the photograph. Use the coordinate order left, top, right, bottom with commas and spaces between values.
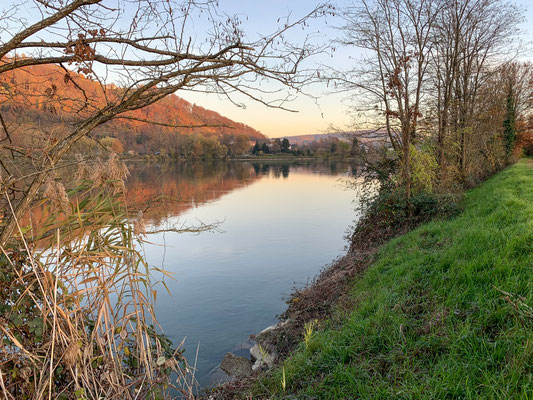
337, 0, 438, 198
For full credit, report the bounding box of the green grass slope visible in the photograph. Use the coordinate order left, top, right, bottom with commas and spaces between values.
257, 159, 533, 399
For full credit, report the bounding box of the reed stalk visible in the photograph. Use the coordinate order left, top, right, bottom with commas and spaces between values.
0, 155, 195, 399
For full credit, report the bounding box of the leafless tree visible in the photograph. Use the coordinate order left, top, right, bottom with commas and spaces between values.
0, 0, 333, 245
335, 0, 524, 195
499, 62, 533, 119
429, 0, 522, 181
336, 0, 440, 198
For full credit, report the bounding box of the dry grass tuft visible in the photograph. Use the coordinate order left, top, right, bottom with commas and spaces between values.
0, 158, 196, 399
88, 153, 130, 194
63, 341, 81, 368
43, 178, 71, 215
133, 210, 147, 237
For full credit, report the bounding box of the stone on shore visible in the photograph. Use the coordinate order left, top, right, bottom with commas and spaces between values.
250, 344, 275, 371
256, 319, 290, 339
219, 353, 253, 378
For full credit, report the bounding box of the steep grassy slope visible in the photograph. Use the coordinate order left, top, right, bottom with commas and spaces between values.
257, 159, 533, 399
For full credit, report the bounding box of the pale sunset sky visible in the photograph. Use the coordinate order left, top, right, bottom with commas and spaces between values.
180, 0, 533, 138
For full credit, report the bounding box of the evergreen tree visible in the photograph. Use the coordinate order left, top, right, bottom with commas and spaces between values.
261, 142, 270, 154
350, 136, 359, 156
503, 86, 517, 159
252, 140, 261, 154
281, 138, 290, 153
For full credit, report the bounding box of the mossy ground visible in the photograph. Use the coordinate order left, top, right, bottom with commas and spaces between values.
253, 159, 533, 399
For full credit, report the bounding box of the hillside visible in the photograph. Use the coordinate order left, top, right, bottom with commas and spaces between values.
0, 61, 264, 153
252, 159, 533, 398
282, 133, 344, 145
283, 130, 390, 147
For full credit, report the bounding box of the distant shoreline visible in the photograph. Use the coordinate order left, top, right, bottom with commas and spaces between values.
121, 155, 360, 162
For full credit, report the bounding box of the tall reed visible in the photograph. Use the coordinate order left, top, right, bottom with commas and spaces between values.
0, 155, 195, 399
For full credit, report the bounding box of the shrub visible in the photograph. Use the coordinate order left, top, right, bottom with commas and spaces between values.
409, 145, 438, 194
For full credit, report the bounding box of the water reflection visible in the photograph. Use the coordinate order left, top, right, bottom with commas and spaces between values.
125, 160, 360, 225
124, 160, 361, 390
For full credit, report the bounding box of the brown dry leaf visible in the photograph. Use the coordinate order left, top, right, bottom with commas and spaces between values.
63, 341, 81, 368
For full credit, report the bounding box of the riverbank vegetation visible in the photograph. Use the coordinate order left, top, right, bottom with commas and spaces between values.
209, 0, 533, 397
337, 0, 533, 198
0, 156, 196, 398
253, 158, 533, 399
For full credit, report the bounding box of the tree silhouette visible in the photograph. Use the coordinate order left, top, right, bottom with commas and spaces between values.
281, 138, 291, 153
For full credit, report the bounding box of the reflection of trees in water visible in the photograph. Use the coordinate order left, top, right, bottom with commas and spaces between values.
124, 160, 362, 224
247, 160, 362, 179
262, 163, 291, 178
125, 161, 259, 225
282, 165, 290, 178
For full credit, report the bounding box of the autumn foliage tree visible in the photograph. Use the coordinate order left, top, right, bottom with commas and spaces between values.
0, 62, 265, 155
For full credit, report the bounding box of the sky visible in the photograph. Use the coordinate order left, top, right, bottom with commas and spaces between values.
179, 0, 354, 138
178, 0, 533, 138
5, 0, 532, 138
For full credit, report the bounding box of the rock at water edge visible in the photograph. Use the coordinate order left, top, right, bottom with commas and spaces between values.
220, 353, 253, 378
250, 344, 275, 370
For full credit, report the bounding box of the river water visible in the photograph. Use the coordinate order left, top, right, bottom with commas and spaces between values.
125, 160, 361, 388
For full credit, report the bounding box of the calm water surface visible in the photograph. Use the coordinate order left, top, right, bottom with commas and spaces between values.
125, 160, 361, 388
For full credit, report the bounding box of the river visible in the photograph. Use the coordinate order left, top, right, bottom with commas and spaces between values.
125, 159, 361, 388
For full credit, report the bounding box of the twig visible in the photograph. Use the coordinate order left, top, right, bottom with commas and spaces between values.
114, 115, 233, 129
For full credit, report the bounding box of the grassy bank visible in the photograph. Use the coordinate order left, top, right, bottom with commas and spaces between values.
253, 159, 533, 399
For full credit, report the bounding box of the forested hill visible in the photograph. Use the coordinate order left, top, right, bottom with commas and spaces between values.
0, 61, 265, 153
